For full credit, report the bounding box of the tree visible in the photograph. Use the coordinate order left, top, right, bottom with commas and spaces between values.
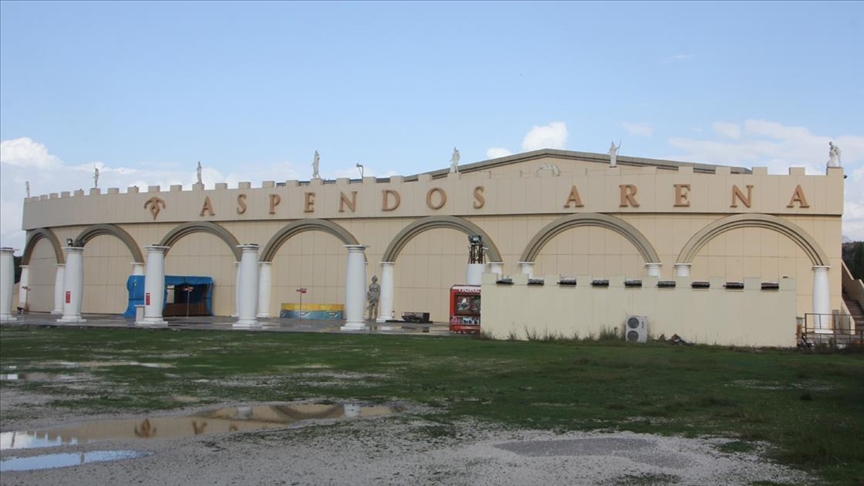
842, 242, 864, 280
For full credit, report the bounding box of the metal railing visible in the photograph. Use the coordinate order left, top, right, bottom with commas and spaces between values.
800, 313, 864, 348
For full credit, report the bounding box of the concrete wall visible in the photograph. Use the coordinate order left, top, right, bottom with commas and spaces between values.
480, 273, 798, 347
18, 151, 843, 323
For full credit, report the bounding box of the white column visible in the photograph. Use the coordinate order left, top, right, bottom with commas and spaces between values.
645, 263, 662, 278
58, 247, 86, 323
812, 265, 831, 333
52, 264, 65, 314
466, 263, 485, 286
489, 262, 504, 277
232, 261, 240, 317
377, 262, 395, 323
257, 261, 272, 318
341, 245, 369, 331
18, 265, 29, 313
518, 262, 534, 278
234, 244, 260, 328
131, 262, 145, 276
674, 263, 691, 278
137, 245, 169, 327
0, 248, 16, 322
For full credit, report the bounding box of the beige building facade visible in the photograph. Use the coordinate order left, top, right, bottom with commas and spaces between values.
19, 149, 845, 339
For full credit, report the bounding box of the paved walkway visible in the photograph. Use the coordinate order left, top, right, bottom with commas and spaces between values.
2, 313, 453, 336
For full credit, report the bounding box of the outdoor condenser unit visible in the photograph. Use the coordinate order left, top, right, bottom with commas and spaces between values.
624, 316, 648, 343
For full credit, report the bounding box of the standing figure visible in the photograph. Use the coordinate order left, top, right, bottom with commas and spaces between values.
93, 167, 100, 188
312, 151, 320, 179
450, 147, 460, 173
25, 181, 30, 198
365, 275, 380, 321
827, 142, 842, 167
196, 161, 203, 184
608, 141, 621, 167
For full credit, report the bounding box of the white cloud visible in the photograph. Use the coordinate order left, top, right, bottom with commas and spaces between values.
0, 137, 62, 169
665, 119, 864, 240
522, 122, 568, 151
486, 147, 513, 159
712, 122, 741, 139
621, 122, 654, 137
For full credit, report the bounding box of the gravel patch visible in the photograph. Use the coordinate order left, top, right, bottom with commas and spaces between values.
0, 393, 813, 486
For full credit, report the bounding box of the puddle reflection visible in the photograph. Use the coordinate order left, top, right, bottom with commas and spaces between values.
0, 403, 399, 450
0, 450, 150, 472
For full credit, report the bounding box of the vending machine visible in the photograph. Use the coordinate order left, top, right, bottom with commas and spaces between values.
449, 285, 481, 334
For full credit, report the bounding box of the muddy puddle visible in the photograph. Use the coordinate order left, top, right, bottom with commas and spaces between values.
0, 403, 400, 450
0, 450, 151, 472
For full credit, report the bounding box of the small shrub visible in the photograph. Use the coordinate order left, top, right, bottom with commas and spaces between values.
598, 326, 620, 341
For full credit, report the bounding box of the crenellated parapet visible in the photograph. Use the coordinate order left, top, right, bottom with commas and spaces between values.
21, 150, 845, 230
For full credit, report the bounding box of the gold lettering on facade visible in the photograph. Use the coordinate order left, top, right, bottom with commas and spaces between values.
786, 184, 810, 208
269, 194, 281, 215
731, 184, 753, 208
304, 192, 316, 213
236, 194, 247, 214
473, 186, 485, 209
339, 191, 357, 213
563, 185, 584, 208
674, 184, 691, 207
426, 187, 447, 210
144, 197, 166, 221
619, 184, 640, 208
382, 189, 401, 211
200, 196, 215, 217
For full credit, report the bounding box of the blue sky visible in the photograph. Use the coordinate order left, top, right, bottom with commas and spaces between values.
2, 1, 863, 249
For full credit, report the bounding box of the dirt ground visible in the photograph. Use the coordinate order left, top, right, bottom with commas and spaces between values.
0, 387, 812, 486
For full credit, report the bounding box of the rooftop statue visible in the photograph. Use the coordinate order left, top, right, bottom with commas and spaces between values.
827, 142, 842, 167
450, 147, 460, 173
608, 141, 621, 167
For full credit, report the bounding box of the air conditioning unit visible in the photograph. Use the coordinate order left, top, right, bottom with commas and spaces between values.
624, 316, 648, 343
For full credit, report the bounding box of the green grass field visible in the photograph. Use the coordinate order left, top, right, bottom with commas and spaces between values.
1, 326, 862, 484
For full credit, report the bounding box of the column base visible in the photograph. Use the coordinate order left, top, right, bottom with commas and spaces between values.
0, 315, 18, 323
256, 312, 271, 318
341, 322, 368, 331
376, 315, 394, 323
57, 316, 87, 324
136, 318, 167, 327
51, 309, 63, 315
233, 319, 260, 329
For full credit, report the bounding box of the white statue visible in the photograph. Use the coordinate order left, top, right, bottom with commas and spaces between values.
312, 151, 320, 179
196, 161, 203, 184
450, 147, 460, 173
25, 181, 30, 198
827, 142, 842, 167
93, 167, 100, 188
608, 141, 621, 167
